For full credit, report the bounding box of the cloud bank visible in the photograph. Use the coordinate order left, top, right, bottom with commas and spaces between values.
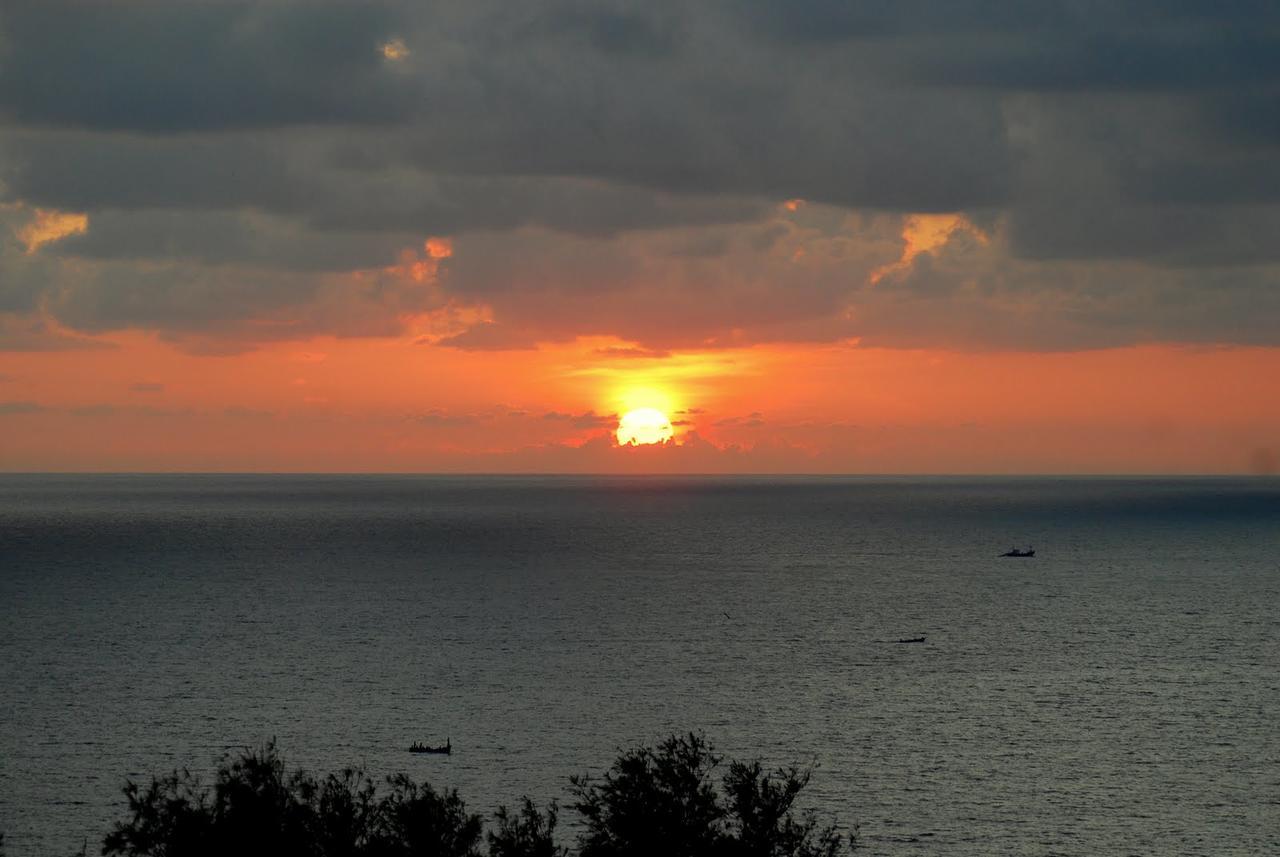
2, 0, 1278, 351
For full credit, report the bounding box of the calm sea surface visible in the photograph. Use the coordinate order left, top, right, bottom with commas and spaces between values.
1, 475, 1278, 855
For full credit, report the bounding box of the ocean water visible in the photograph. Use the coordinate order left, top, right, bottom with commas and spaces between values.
1, 475, 1278, 855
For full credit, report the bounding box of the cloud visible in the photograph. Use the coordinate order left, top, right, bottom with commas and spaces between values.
70, 404, 116, 417
3, 131, 765, 240
592, 346, 673, 359
63, 402, 199, 419
542, 410, 615, 429
0, 0, 412, 131
25, 256, 452, 348
449, 431, 821, 474
380, 38, 410, 61
0, 1, 1278, 352
0, 313, 113, 352
869, 214, 987, 283
417, 409, 486, 427
16, 208, 88, 253
0, 400, 44, 415
715, 412, 765, 429
855, 227, 1280, 350
224, 406, 274, 419
425, 213, 1280, 352
45, 208, 413, 272
435, 322, 539, 351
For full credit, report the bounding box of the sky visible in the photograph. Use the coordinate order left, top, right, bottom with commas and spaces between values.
1, 1, 1278, 473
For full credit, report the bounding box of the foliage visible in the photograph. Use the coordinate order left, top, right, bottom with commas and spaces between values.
100, 744, 483, 857
368, 776, 483, 857
572, 734, 724, 857
488, 799, 567, 857
95, 737, 853, 857
721, 761, 846, 857
571, 734, 852, 857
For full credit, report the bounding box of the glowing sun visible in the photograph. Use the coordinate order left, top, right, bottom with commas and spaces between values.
616, 408, 674, 446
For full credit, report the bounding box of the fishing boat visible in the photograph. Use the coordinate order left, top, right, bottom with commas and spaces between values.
999, 547, 1035, 558
409, 739, 451, 755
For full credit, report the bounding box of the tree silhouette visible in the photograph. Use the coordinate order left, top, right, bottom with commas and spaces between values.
101, 767, 216, 857
95, 737, 853, 856
571, 734, 850, 857
572, 733, 724, 857
721, 761, 845, 857
366, 776, 483, 857
488, 799, 567, 857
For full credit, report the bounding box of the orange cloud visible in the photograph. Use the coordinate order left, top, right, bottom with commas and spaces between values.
379, 38, 409, 61
385, 235, 453, 283
869, 213, 986, 284
17, 208, 89, 254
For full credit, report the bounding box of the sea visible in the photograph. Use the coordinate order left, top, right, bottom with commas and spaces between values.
1, 475, 1277, 855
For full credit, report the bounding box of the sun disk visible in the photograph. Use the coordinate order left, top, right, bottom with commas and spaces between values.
616, 408, 674, 446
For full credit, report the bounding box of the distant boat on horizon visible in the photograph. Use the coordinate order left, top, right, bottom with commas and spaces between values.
1000, 547, 1035, 558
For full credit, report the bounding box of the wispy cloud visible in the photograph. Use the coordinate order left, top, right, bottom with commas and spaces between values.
0, 400, 44, 415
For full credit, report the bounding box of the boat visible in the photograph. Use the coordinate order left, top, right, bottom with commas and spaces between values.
896, 636, 926, 644
999, 547, 1035, 558
409, 739, 451, 755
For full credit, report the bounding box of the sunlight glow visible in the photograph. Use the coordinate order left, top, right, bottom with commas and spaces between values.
616, 408, 674, 446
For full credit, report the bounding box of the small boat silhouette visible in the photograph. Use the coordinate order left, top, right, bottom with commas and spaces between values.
896, 636, 926, 644
409, 739, 451, 755
999, 547, 1035, 558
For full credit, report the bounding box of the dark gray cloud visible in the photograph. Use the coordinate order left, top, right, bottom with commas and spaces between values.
2, 131, 765, 243
1, 0, 1278, 350
2, 132, 319, 213
38, 260, 447, 345
48, 209, 409, 272
857, 232, 1280, 350
0, 0, 411, 131
3, 1, 1015, 212
742, 0, 1280, 91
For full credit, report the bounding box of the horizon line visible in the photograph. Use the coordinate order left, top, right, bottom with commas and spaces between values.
1, 470, 1275, 479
